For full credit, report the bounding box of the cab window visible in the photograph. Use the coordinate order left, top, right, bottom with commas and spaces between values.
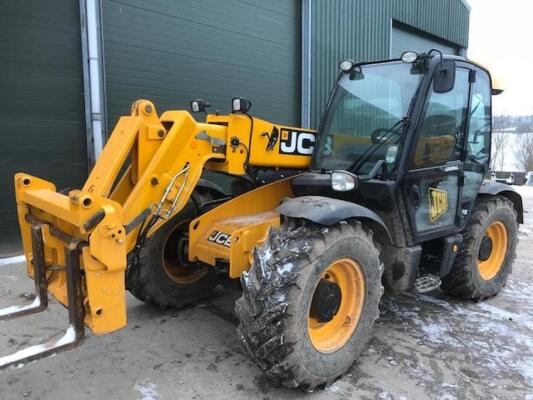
410, 68, 470, 169
466, 71, 491, 167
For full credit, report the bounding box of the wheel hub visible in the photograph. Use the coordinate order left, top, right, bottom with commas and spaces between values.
310, 279, 342, 322
163, 224, 207, 284
176, 235, 192, 267
478, 235, 493, 261
477, 221, 508, 281
308, 258, 365, 353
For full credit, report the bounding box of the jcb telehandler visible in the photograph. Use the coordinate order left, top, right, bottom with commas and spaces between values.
0, 50, 523, 390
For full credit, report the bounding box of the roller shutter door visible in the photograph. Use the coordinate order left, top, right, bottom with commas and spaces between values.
391, 24, 459, 57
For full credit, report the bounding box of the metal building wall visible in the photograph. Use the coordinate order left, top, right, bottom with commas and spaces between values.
308, 0, 470, 128
0, 0, 87, 255
101, 0, 301, 130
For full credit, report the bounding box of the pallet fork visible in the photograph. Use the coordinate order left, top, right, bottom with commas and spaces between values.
0, 218, 85, 369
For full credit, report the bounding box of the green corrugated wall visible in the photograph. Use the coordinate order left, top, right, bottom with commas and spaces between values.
309, 0, 470, 127
0, 0, 87, 255
102, 0, 301, 129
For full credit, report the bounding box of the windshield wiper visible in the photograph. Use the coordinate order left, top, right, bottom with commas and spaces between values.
349, 117, 410, 174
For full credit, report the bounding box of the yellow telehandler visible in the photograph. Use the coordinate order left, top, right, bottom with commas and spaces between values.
0, 51, 523, 390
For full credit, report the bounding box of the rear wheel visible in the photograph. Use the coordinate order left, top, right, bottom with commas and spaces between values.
441, 196, 518, 301
127, 190, 218, 308
235, 220, 383, 390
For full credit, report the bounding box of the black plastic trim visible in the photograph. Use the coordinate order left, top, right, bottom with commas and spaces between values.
277, 195, 392, 244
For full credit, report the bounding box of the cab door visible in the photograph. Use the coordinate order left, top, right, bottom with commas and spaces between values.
402, 66, 472, 241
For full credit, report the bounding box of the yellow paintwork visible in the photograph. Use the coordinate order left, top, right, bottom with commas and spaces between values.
14, 174, 127, 334
14, 99, 311, 334
331, 133, 372, 151
189, 178, 293, 278
429, 187, 449, 223
478, 221, 508, 280
82, 248, 127, 333
206, 114, 314, 173
411, 135, 455, 168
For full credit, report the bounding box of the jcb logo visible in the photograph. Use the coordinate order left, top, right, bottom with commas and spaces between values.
207, 230, 231, 247
279, 128, 315, 156
429, 188, 448, 222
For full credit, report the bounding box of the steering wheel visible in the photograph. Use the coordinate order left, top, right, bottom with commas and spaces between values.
370, 128, 393, 144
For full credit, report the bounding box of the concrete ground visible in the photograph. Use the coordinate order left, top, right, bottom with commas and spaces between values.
0, 187, 532, 400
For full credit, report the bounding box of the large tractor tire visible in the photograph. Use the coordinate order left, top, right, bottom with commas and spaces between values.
127, 190, 219, 308
235, 219, 383, 390
442, 195, 518, 301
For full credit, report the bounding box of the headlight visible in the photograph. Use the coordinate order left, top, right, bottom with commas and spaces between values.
331, 171, 357, 191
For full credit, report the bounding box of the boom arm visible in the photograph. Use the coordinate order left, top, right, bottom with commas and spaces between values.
12, 99, 315, 337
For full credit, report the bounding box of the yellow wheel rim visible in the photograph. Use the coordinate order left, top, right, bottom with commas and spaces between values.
163, 260, 207, 284
308, 258, 365, 353
478, 221, 508, 281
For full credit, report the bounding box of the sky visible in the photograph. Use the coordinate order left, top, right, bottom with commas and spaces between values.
468, 0, 533, 116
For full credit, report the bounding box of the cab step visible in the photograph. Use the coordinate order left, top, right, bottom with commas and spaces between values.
414, 274, 442, 293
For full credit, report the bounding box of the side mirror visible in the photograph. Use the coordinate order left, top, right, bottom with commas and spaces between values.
433, 60, 456, 93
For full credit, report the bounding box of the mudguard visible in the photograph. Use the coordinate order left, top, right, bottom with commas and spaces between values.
479, 181, 524, 223
277, 195, 392, 244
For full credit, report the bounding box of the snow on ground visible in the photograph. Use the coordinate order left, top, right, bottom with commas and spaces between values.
134, 381, 160, 400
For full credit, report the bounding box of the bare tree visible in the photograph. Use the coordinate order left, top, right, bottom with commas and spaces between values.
493, 114, 513, 131
491, 130, 509, 171
514, 132, 533, 172
491, 115, 515, 171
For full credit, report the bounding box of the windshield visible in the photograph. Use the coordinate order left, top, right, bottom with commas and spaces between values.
314, 62, 423, 174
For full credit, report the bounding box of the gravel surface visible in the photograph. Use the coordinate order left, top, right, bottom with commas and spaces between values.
0, 187, 531, 399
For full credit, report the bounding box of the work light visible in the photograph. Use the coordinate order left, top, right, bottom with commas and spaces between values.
339, 60, 354, 72
189, 99, 209, 113
401, 51, 418, 63
231, 97, 252, 113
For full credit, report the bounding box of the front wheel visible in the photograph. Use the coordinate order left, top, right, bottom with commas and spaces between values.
235, 220, 383, 390
127, 190, 219, 308
441, 195, 518, 301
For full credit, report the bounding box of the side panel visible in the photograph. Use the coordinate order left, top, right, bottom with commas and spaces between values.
206, 115, 315, 174
195, 211, 280, 278
188, 178, 294, 276
248, 118, 316, 168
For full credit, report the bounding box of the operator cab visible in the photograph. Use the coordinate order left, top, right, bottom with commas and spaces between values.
295, 50, 498, 245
